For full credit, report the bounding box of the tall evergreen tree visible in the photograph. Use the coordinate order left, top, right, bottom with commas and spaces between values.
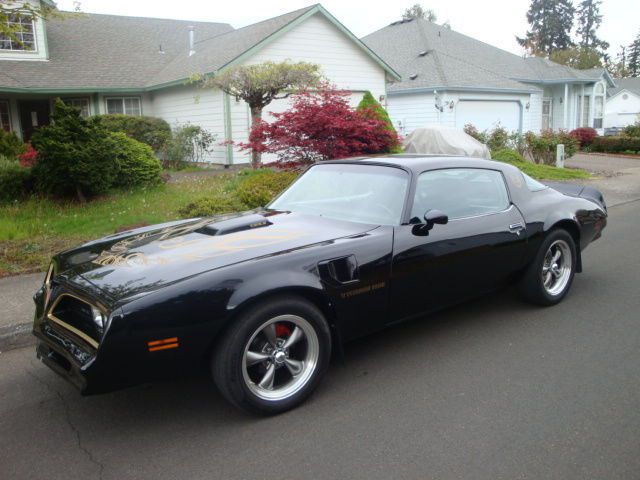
576, 0, 609, 51
517, 0, 575, 55
628, 32, 640, 77
402, 4, 437, 22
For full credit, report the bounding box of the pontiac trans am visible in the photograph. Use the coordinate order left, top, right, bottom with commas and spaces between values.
33, 155, 607, 414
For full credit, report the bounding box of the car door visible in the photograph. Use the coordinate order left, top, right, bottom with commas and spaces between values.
390, 167, 527, 322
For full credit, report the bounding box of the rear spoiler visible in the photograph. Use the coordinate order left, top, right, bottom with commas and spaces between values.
545, 182, 607, 212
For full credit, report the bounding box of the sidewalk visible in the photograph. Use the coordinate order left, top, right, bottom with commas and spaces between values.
0, 272, 43, 351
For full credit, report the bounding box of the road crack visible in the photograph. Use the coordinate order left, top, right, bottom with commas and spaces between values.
27, 368, 105, 480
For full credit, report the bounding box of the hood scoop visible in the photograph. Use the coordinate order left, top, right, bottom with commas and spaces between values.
197, 213, 273, 236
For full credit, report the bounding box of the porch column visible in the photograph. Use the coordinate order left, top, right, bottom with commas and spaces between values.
588, 85, 595, 129
580, 84, 585, 128
563, 83, 569, 130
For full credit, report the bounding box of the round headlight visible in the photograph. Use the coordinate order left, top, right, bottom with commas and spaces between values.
91, 306, 105, 330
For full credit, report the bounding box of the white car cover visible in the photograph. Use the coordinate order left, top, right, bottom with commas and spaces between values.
403, 126, 491, 159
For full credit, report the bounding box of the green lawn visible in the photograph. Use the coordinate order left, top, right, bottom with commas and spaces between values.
501, 159, 591, 181
0, 173, 232, 276
0, 161, 592, 277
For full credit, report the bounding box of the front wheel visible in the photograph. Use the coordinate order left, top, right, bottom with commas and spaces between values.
519, 229, 577, 306
212, 296, 331, 415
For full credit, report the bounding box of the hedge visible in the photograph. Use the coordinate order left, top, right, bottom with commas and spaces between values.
591, 136, 640, 154
97, 114, 171, 153
0, 157, 32, 202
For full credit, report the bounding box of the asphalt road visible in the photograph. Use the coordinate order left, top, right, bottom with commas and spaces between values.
1, 200, 639, 480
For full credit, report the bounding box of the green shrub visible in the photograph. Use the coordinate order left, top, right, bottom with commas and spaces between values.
491, 149, 527, 164
463, 124, 488, 144
178, 193, 247, 218
487, 125, 510, 152
524, 130, 578, 165
0, 156, 32, 202
109, 132, 163, 188
591, 136, 640, 154
235, 170, 298, 208
97, 114, 171, 153
0, 129, 26, 158
162, 123, 216, 169
356, 91, 402, 153
622, 122, 640, 138
31, 100, 119, 201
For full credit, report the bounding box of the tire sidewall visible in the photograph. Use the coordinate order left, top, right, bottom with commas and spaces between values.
213, 296, 331, 415
533, 229, 577, 305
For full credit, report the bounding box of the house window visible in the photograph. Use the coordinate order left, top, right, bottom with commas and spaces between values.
63, 98, 90, 117
576, 95, 590, 128
593, 83, 605, 129
106, 97, 141, 116
0, 14, 36, 51
542, 98, 553, 130
0, 101, 11, 132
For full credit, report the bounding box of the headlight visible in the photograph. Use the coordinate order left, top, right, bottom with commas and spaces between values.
91, 306, 105, 330
44, 262, 54, 305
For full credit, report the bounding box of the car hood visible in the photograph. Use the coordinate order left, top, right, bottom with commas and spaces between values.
54, 210, 377, 302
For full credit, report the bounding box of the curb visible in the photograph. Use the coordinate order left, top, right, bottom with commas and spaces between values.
0, 322, 35, 352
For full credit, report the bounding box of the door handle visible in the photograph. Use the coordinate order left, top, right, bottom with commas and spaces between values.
509, 222, 525, 235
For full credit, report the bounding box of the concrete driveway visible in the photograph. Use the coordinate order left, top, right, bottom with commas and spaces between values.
1, 186, 640, 480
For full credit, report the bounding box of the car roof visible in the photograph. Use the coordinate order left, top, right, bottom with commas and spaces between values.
322, 154, 513, 175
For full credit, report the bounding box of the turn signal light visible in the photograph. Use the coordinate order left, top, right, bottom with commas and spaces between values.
148, 337, 179, 352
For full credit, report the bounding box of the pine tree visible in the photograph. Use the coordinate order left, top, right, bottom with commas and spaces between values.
576, 0, 609, 52
402, 4, 437, 22
628, 32, 640, 77
356, 92, 402, 153
517, 0, 575, 55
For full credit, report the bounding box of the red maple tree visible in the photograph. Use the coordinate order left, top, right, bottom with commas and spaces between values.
240, 87, 400, 164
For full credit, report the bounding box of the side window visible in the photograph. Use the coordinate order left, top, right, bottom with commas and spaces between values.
411, 168, 510, 221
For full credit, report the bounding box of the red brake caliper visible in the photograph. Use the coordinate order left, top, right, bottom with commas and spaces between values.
275, 323, 291, 338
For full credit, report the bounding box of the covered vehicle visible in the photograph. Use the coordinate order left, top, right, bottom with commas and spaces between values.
403, 125, 491, 158
33, 155, 607, 414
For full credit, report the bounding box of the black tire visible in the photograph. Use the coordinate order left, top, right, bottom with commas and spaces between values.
212, 295, 331, 415
519, 229, 577, 306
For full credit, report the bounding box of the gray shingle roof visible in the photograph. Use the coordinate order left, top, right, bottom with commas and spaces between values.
608, 78, 640, 97
0, 13, 234, 90
149, 5, 317, 87
362, 18, 609, 93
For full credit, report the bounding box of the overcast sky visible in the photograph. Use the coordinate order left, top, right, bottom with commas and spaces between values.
56, 0, 637, 58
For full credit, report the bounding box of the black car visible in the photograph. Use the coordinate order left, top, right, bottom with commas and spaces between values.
33, 155, 607, 414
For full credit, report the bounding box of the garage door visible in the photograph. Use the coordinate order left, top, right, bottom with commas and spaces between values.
455, 100, 521, 132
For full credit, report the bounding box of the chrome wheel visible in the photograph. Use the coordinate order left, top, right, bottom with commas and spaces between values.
541, 239, 572, 296
242, 314, 319, 402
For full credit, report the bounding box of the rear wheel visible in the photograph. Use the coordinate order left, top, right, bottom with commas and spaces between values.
212, 296, 331, 415
519, 229, 577, 306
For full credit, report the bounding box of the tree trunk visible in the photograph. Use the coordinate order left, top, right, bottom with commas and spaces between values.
250, 105, 263, 169
76, 185, 87, 203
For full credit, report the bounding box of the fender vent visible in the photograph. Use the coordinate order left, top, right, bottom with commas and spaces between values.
318, 255, 359, 284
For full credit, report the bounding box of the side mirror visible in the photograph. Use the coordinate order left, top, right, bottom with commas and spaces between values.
424, 209, 448, 230
411, 209, 448, 236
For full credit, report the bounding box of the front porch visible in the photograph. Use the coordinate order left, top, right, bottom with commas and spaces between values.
541, 80, 607, 134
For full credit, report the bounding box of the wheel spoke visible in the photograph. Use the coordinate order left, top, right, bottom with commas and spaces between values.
284, 358, 303, 377
283, 326, 304, 349
246, 350, 270, 366
258, 363, 276, 390
551, 249, 562, 264
544, 271, 553, 287
263, 323, 278, 347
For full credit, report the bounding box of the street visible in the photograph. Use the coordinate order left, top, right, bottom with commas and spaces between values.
1, 199, 639, 480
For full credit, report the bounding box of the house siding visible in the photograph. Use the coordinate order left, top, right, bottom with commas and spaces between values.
0, 0, 49, 62
149, 84, 227, 163
605, 91, 640, 129
386, 93, 438, 135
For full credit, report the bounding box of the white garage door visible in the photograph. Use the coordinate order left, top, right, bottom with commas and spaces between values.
455, 100, 521, 132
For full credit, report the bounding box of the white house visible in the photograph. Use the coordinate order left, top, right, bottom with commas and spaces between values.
0, 1, 399, 164
362, 18, 616, 136
604, 78, 640, 129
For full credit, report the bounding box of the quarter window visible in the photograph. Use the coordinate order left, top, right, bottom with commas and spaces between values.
0, 14, 36, 51
106, 97, 141, 116
411, 168, 510, 221
0, 101, 11, 132
63, 98, 90, 117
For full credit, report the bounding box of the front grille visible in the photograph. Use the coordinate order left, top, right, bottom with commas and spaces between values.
47, 294, 103, 349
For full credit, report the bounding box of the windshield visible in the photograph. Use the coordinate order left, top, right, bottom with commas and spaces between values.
269, 164, 409, 225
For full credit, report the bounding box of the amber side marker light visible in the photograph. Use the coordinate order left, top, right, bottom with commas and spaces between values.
148, 337, 179, 352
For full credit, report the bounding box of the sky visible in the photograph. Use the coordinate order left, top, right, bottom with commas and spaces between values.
55, 0, 638, 58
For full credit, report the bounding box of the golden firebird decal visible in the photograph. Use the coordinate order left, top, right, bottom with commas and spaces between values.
340, 282, 386, 299
92, 219, 309, 268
